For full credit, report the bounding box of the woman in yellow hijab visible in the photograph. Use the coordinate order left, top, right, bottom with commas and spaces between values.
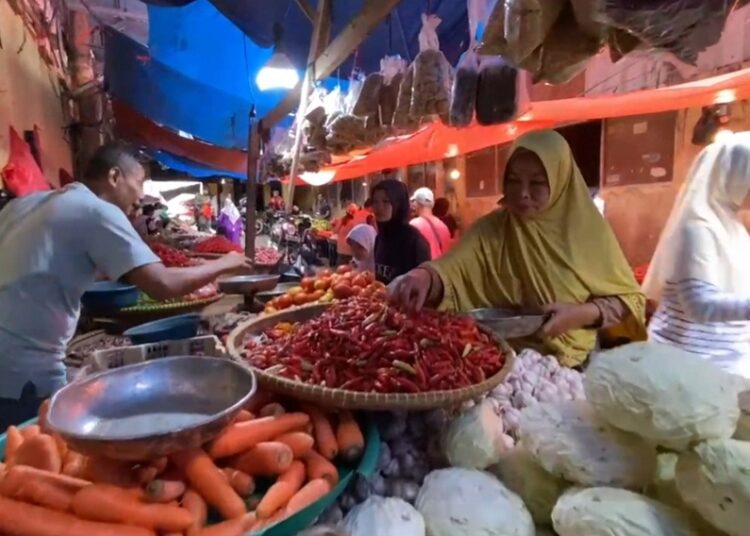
389, 129, 646, 366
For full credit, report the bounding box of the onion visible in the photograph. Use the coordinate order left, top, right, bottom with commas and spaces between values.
377, 441, 392, 470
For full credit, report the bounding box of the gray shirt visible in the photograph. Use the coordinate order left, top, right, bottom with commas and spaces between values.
0, 183, 159, 398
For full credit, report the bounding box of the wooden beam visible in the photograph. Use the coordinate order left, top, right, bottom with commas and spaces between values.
294, 0, 316, 23
265, 0, 403, 125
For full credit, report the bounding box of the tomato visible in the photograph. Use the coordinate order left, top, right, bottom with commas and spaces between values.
362, 271, 375, 285
293, 292, 310, 306
313, 277, 331, 291
336, 264, 352, 275
300, 277, 316, 293
263, 306, 277, 315
332, 283, 355, 299
320, 268, 334, 278
276, 295, 293, 310
372, 289, 387, 301
351, 286, 362, 297
352, 273, 369, 288
310, 289, 325, 302
287, 286, 304, 296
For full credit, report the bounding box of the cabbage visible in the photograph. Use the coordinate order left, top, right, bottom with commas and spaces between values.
552, 487, 699, 535
489, 445, 569, 525
519, 401, 657, 489
443, 400, 510, 469
342, 496, 425, 536
675, 439, 750, 536
416, 468, 534, 536
585, 342, 741, 450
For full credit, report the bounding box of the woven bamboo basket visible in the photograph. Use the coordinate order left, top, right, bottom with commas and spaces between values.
227, 303, 515, 410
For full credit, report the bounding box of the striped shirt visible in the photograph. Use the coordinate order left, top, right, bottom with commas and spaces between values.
649, 278, 750, 377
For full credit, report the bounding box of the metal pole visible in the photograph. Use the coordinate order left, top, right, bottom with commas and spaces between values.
245, 111, 260, 265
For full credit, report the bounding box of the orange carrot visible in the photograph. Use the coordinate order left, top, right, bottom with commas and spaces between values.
145, 479, 186, 503
244, 391, 277, 413
171, 448, 245, 520
182, 488, 208, 536
208, 413, 309, 459
304, 406, 338, 460
275, 431, 314, 458
336, 411, 365, 462
195, 516, 245, 536
250, 508, 287, 532
72, 484, 193, 532
303, 449, 339, 486
20, 424, 41, 440
81, 456, 138, 488
0, 495, 156, 536
231, 442, 293, 476
0, 465, 91, 511
259, 402, 286, 418
285, 478, 331, 516
5, 426, 24, 463
137, 457, 168, 485
233, 409, 254, 423
52, 433, 68, 460
256, 460, 305, 519
62, 451, 87, 478
221, 468, 255, 496
11, 433, 62, 472
38, 399, 51, 431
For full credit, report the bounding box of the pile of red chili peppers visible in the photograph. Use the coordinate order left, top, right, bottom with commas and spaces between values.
150, 242, 192, 268
194, 235, 243, 254
243, 297, 505, 393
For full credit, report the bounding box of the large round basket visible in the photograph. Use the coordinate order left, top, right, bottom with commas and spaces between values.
227, 303, 515, 411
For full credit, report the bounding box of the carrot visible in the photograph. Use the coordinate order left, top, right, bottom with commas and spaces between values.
244, 391, 277, 413
231, 442, 293, 476
250, 508, 287, 532
182, 489, 208, 536
336, 411, 365, 462
285, 478, 331, 516
52, 433, 68, 459
221, 468, 255, 496
304, 406, 338, 460
38, 399, 51, 431
72, 484, 193, 532
208, 413, 309, 459
275, 431, 314, 458
20, 424, 41, 440
259, 402, 286, 418
137, 457, 168, 485
145, 479, 186, 503
233, 409, 254, 423
256, 460, 305, 519
5, 426, 24, 463
171, 448, 245, 519
62, 451, 87, 478
303, 448, 339, 486
11, 433, 62, 472
0, 465, 91, 511
195, 516, 245, 536
0, 495, 156, 536
81, 456, 137, 488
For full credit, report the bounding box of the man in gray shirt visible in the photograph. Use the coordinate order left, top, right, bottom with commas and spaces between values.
0, 143, 252, 428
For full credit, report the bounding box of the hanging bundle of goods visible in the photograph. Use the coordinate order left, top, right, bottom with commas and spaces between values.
408, 14, 453, 127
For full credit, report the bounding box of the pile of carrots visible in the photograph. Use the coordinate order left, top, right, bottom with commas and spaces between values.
0, 392, 366, 536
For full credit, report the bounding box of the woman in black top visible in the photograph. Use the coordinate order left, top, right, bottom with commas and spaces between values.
371, 180, 431, 284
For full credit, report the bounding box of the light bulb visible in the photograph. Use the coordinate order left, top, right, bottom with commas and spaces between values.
256, 51, 300, 91
449, 168, 461, 180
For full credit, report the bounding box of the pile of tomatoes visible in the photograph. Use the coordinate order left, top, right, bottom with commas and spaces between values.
263, 265, 386, 315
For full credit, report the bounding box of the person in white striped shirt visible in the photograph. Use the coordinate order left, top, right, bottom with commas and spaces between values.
644, 132, 750, 378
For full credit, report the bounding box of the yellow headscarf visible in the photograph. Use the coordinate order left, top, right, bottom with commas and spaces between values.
431, 129, 646, 365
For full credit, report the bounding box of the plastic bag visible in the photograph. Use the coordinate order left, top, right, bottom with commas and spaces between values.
379, 55, 407, 126
344, 71, 365, 114
569, 0, 608, 40
352, 73, 384, 118
476, 56, 520, 125
392, 64, 415, 130
410, 14, 452, 124
449, 50, 480, 127
326, 115, 367, 155
323, 86, 346, 118
1, 127, 49, 197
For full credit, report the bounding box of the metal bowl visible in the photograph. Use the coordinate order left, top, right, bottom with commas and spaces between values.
467, 308, 547, 339
255, 282, 300, 304
218, 274, 280, 296
47, 356, 256, 461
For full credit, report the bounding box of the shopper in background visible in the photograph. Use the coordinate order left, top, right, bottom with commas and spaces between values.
644, 133, 750, 378
346, 223, 377, 273
372, 179, 430, 284
269, 190, 285, 212
0, 142, 253, 428
433, 196, 459, 239
315, 192, 332, 220
410, 187, 452, 260
333, 203, 359, 265
217, 197, 244, 246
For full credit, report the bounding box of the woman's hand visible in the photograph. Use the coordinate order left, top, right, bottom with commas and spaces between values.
387, 268, 432, 311
540, 302, 601, 338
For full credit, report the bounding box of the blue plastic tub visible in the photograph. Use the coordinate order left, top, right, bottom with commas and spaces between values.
81, 281, 139, 312
124, 313, 202, 344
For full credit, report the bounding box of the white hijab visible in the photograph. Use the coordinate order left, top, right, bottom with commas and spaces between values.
643, 132, 750, 301
346, 224, 377, 272
221, 198, 241, 224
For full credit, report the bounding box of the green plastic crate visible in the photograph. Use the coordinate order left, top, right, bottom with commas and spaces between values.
0, 418, 380, 535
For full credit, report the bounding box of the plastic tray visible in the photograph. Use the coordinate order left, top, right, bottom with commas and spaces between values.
0, 418, 379, 536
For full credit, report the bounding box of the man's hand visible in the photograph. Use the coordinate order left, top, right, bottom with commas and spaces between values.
387, 268, 432, 311
540, 302, 601, 339
217, 252, 254, 274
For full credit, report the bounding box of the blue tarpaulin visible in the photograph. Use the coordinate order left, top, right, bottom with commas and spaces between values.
147, 149, 247, 180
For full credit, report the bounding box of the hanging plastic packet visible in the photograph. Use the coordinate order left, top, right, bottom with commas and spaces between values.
392, 64, 416, 130
326, 115, 367, 155
352, 73, 384, 118
410, 14, 453, 124
344, 70, 365, 114
449, 0, 485, 127
323, 86, 346, 118
304, 87, 328, 150
475, 56, 521, 125
379, 55, 407, 127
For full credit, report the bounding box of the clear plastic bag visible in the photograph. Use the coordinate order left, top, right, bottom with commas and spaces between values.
323, 86, 346, 118
379, 55, 407, 126
392, 64, 416, 130
476, 56, 520, 125
450, 49, 480, 127
410, 14, 453, 124
344, 71, 365, 114
352, 73, 384, 118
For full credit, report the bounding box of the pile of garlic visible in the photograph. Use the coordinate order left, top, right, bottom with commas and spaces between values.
486, 349, 586, 438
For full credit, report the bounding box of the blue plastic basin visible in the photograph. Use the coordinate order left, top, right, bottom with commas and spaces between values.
81, 281, 139, 312
124, 313, 202, 344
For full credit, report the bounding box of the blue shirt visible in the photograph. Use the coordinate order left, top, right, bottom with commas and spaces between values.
0, 183, 159, 398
